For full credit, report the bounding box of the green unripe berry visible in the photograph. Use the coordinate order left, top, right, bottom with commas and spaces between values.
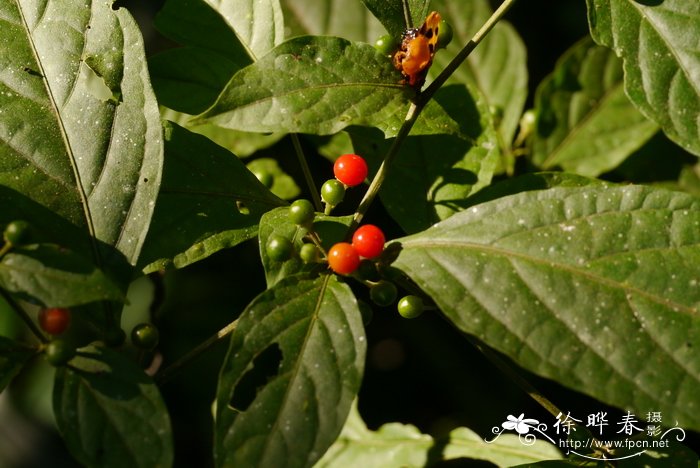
289, 199, 315, 226
321, 179, 345, 207
45, 339, 76, 366
374, 34, 397, 56
397, 295, 424, 319
131, 323, 159, 350
266, 234, 294, 262
3, 220, 30, 246
299, 243, 320, 263
437, 19, 453, 49
370, 281, 398, 307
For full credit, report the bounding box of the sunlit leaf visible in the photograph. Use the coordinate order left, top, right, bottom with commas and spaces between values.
395, 185, 700, 431
587, 0, 700, 156
532, 37, 658, 177
215, 274, 365, 467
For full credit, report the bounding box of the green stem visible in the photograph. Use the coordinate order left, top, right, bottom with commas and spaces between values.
350, 103, 419, 231
156, 318, 239, 384
420, 0, 519, 106
291, 134, 322, 212
350, 0, 519, 232
0, 288, 47, 344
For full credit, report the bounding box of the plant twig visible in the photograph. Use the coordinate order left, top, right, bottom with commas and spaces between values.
291, 134, 322, 211
350, 0, 519, 231
0, 288, 47, 344
156, 318, 239, 384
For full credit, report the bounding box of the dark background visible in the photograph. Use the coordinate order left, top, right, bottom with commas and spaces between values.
2, 1, 698, 467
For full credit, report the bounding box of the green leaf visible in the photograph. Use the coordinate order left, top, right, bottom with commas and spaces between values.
0, 0, 162, 278
160, 107, 285, 158
531, 37, 658, 177
54, 345, 173, 467
317, 402, 562, 467
431, 0, 528, 157
0, 244, 124, 307
359, 0, 430, 38
139, 122, 284, 273
281, 0, 385, 43
394, 185, 700, 431
0, 336, 35, 392
247, 158, 301, 200
151, 0, 253, 114
587, 0, 700, 156
194, 36, 461, 138
215, 274, 366, 468
351, 84, 501, 233
206, 0, 285, 60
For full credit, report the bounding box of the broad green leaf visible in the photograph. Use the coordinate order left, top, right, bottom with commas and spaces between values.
151, 0, 253, 114
54, 345, 173, 467
206, 0, 285, 60
160, 107, 285, 158
394, 185, 700, 431
587, 0, 700, 156
247, 158, 301, 200
431, 0, 528, 159
258, 207, 351, 286
215, 274, 366, 468
0, 336, 35, 392
351, 84, 501, 233
149, 47, 246, 115
281, 0, 385, 43
0, 245, 124, 307
194, 36, 461, 138
0, 0, 162, 280
531, 37, 658, 177
139, 122, 284, 273
360, 0, 430, 38
316, 402, 562, 467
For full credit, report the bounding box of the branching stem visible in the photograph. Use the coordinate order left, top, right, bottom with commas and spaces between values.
0, 288, 47, 344
291, 134, 322, 211
350, 0, 519, 231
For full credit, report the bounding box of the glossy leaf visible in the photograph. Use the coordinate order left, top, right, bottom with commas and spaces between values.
431, 0, 528, 156
532, 37, 658, 177
151, 0, 252, 114
206, 0, 285, 60
351, 84, 501, 233
194, 36, 461, 138
54, 345, 173, 467
0, 245, 124, 307
215, 274, 366, 468
587, 0, 700, 156
139, 122, 284, 273
317, 403, 562, 467
394, 185, 700, 431
0, 0, 162, 279
281, 0, 385, 43
360, 0, 430, 38
0, 336, 35, 392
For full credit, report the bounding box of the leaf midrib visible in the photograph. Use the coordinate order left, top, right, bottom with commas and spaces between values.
14, 0, 101, 266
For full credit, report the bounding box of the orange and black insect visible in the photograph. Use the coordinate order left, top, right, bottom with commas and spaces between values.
393, 11, 441, 88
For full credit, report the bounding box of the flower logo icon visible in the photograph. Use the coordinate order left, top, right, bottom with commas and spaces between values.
502, 414, 539, 434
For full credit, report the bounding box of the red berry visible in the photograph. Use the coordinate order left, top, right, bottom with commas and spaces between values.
352, 224, 385, 259
333, 154, 368, 187
38, 308, 71, 335
328, 242, 360, 275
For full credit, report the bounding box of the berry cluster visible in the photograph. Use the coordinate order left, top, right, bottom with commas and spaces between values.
320, 153, 369, 213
